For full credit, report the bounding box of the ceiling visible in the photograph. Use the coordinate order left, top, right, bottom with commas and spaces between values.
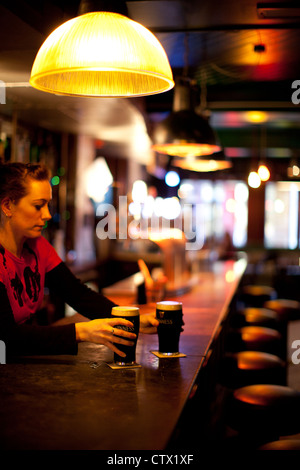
1, 0, 300, 175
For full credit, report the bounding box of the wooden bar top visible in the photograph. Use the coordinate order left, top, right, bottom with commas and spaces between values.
0, 257, 246, 451
105, 256, 247, 356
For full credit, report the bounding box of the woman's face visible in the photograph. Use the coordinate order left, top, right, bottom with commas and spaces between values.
9, 179, 52, 240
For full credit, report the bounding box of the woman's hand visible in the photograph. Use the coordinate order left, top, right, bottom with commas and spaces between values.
140, 313, 159, 334
135, 305, 159, 334
75, 318, 136, 357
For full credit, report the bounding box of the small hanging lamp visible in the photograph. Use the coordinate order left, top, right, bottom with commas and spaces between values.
171, 152, 232, 172
152, 105, 222, 158
29, 3, 174, 98
151, 77, 231, 171
152, 28, 230, 171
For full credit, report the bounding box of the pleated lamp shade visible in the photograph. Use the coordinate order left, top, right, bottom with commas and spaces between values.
152, 110, 222, 158
30, 11, 174, 97
152, 78, 232, 171
172, 154, 232, 172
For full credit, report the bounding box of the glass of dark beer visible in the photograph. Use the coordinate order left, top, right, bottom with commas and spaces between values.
111, 306, 140, 365
156, 301, 183, 355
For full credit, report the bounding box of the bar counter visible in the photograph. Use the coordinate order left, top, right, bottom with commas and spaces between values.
0, 257, 247, 451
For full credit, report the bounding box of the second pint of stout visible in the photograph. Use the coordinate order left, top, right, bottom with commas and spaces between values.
111, 306, 140, 365
156, 301, 183, 355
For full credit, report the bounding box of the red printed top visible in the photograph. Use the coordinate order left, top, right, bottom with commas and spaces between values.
0, 236, 117, 356
0, 236, 61, 324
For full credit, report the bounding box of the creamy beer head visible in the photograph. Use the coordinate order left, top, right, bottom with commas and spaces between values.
111, 306, 140, 317
156, 301, 182, 310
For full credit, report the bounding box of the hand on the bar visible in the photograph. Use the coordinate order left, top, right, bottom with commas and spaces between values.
140, 313, 159, 334
75, 318, 136, 357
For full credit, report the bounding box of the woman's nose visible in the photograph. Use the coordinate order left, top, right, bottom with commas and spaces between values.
42, 205, 52, 220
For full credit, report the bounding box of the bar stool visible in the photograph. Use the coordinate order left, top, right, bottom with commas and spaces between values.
264, 299, 300, 361
225, 384, 300, 448
225, 326, 284, 358
263, 299, 300, 323
241, 285, 277, 308
220, 351, 286, 389
230, 308, 280, 330
259, 439, 300, 450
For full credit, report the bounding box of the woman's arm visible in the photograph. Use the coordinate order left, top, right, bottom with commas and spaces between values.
0, 282, 78, 357
46, 262, 159, 334
0, 282, 136, 359
45, 262, 118, 319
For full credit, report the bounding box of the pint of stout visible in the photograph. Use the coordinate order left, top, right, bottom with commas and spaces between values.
111, 306, 140, 365
156, 301, 183, 355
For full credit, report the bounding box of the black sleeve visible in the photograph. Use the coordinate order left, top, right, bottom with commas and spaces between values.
0, 282, 78, 358
45, 262, 118, 319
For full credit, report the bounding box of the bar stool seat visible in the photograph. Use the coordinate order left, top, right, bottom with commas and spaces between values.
225, 326, 283, 357
226, 384, 300, 443
241, 285, 277, 308
263, 299, 300, 322
259, 439, 300, 450
220, 351, 286, 388
231, 308, 280, 330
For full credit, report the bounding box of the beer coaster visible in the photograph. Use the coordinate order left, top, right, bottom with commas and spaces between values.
106, 362, 142, 369
150, 350, 186, 358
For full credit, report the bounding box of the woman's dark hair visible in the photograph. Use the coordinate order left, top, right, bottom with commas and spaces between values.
0, 162, 50, 204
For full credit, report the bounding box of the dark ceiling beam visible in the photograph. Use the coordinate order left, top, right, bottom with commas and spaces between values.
150, 22, 300, 33
145, 81, 299, 114
216, 128, 300, 149
3, 0, 300, 36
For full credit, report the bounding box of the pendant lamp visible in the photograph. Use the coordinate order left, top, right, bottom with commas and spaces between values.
152, 108, 221, 158
152, 77, 231, 171
29, 6, 174, 98
172, 153, 232, 172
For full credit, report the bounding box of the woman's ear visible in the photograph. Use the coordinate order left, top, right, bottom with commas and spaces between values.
1, 197, 13, 218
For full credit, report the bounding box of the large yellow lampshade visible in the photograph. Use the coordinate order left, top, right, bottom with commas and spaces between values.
30, 11, 174, 97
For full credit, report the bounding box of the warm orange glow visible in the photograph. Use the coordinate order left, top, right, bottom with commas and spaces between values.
288, 164, 300, 177
237, 351, 280, 370
30, 12, 174, 97
152, 143, 221, 158
258, 164, 271, 181
173, 158, 232, 172
148, 228, 185, 242
244, 111, 268, 123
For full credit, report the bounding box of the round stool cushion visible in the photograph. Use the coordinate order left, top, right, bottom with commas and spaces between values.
241, 326, 281, 343
221, 351, 286, 388
232, 308, 279, 329
226, 326, 282, 356
228, 384, 300, 437
264, 299, 300, 322
259, 439, 300, 450
242, 285, 277, 307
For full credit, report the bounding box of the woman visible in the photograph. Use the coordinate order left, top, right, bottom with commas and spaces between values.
0, 162, 158, 359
